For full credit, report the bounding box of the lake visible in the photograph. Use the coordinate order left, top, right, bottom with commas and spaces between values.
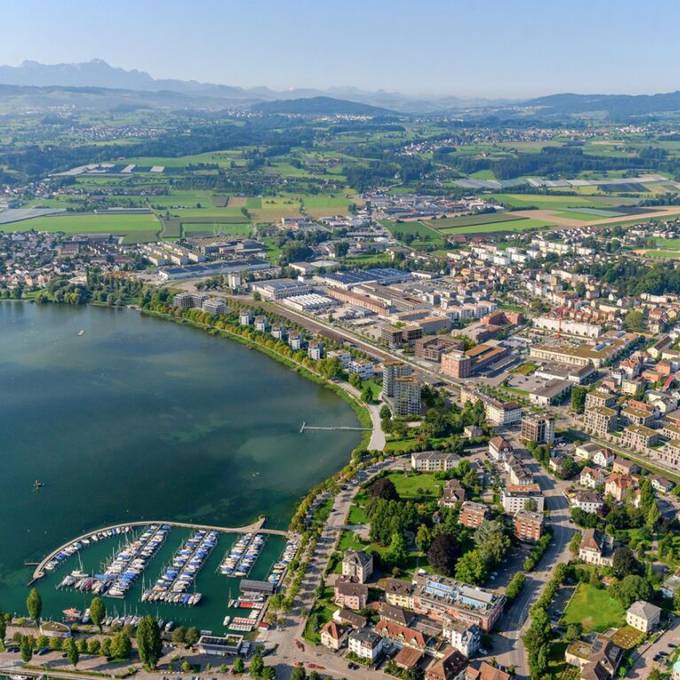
0, 302, 360, 628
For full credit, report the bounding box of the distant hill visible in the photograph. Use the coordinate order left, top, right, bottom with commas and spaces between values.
251, 96, 395, 116
526, 91, 680, 118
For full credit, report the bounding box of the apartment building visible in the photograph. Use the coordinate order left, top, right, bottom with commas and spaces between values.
459, 501, 489, 529
411, 451, 460, 472
501, 484, 544, 514
521, 414, 555, 444
514, 510, 544, 542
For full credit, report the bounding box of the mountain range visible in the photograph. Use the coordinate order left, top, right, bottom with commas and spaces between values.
1, 59, 680, 120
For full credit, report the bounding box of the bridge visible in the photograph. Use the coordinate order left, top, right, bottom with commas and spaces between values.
299, 421, 372, 433
31, 517, 289, 584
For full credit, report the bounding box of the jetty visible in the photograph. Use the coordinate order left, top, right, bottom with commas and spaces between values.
31, 517, 288, 584
299, 421, 371, 433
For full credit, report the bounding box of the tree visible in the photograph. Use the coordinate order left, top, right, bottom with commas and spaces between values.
379, 405, 391, 420
524, 498, 538, 512
416, 524, 432, 552
87, 638, 101, 655
110, 631, 131, 660
136, 615, 163, 668
249, 653, 264, 677
0, 612, 6, 645
427, 533, 460, 576
361, 384, 373, 403
20, 636, 33, 663
387, 532, 408, 567
90, 596, 105, 632
571, 386, 587, 414
369, 477, 400, 501
65, 638, 80, 667
233, 657, 245, 674
674, 587, 680, 612
290, 667, 307, 680
454, 550, 488, 584
474, 520, 510, 566
263, 667, 276, 680
172, 626, 186, 645
646, 501, 661, 530
185, 626, 201, 646
100, 637, 112, 658
611, 574, 653, 609
565, 623, 582, 641
612, 547, 638, 579
26, 588, 42, 624
623, 309, 646, 332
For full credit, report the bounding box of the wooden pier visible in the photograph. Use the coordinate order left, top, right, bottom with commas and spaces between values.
299, 421, 371, 433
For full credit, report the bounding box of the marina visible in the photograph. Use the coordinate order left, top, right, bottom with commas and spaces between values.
219, 533, 265, 578
142, 529, 218, 606
0, 304, 361, 631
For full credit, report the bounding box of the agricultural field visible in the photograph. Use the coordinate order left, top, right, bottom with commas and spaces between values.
381, 219, 445, 245
489, 193, 639, 210
182, 223, 251, 237
3, 212, 161, 242
428, 212, 525, 229
437, 217, 552, 235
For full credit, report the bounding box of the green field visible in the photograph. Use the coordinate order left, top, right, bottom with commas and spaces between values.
489, 193, 638, 209
3, 213, 161, 241
182, 222, 251, 237
429, 212, 523, 229
563, 583, 625, 632
386, 472, 443, 500
655, 238, 680, 249
438, 218, 552, 235
381, 219, 445, 244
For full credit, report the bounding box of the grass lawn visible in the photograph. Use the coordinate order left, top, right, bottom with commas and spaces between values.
5, 212, 161, 241
511, 362, 539, 376
338, 530, 367, 551
347, 503, 369, 525
655, 238, 680, 249
386, 472, 443, 500
563, 583, 625, 632
384, 437, 419, 453
362, 378, 382, 402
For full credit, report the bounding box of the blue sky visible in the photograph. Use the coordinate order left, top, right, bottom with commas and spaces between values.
1, 0, 678, 97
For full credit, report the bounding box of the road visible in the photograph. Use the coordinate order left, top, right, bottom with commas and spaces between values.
627, 615, 679, 679
481, 436, 575, 678
262, 458, 403, 679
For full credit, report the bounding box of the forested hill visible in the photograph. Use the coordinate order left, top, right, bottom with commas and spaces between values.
251, 96, 396, 116
527, 91, 680, 118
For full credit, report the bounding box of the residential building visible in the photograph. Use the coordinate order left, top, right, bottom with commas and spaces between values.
626, 600, 661, 633
202, 297, 226, 315
651, 476, 674, 494
579, 529, 614, 567
565, 634, 623, 680
501, 484, 544, 514
375, 620, 426, 651
579, 467, 607, 489
592, 447, 615, 468
384, 578, 415, 609
382, 360, 412, 398
320, 621, 346, 650
465, 660, 510, 680
239, 310, 253, 326
411, 451, 460, 472
411, 573, 505, 632
342, 550, 373, 584
440, 479, 466, 508
605, 473, 638, 503
459, 501, 489, 529
379, 603, 412, 626
288, 333, 302, 350
333, 608, 367, 630
485, 398, 522, 426
254, 315, 268, 332
620, 424, 659, 451
307, 340, 325, 360
348, 628, 383, 663
585, 390, 617, 411
572, 490, 604, 514
488, 435, 513, 461
425, 648, 468, 680
521, 414, 555, 445
394, 646, 424, 673
442, 619, 480, 657
612, 457, 639, 475
583, 406, 618, 436
334, 577, 368, 610
514, 510, 544, 542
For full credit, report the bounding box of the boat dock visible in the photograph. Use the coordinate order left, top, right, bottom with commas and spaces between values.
31, 517, 288, 584
299, 421, 371, 433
